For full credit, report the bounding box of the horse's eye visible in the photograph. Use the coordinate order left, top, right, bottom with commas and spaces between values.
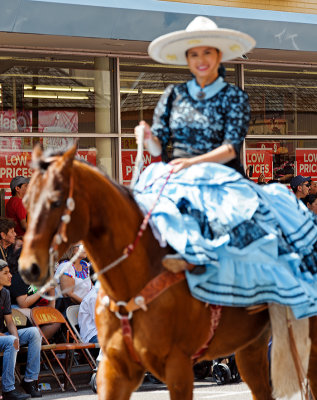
51, 200, 62, 209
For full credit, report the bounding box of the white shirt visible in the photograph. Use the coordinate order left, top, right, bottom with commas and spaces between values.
78, 286, 98, 342
54, 260, 92, 300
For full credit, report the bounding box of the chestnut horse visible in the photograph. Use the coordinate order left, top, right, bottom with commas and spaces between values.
19, 145, 317, 400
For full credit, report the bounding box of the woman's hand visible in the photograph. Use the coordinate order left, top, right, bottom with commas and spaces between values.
14, 239, 23, 250
134, 120, 152, 144
134, 120, 162, 157
169, 158, 193, 173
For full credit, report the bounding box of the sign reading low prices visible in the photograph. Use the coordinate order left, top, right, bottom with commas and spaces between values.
122, 150, 161, 185
296, 149, 317, 178
245, 149, 273, 182
0, 149, 96, 200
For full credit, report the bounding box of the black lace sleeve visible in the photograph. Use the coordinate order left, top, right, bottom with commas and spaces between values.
151, 85, 176, 159
222, 86, 251, 155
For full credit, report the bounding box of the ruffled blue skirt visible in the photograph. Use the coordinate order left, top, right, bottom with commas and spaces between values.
133, 162, 317, 319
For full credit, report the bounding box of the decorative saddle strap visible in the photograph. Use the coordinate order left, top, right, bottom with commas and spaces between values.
107, 272, 221, 366
192, 305, 222, 362
109, 270, 186, 314
121, 316, 142, 364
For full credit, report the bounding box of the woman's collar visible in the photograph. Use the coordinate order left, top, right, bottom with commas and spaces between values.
187, 76, 227, 101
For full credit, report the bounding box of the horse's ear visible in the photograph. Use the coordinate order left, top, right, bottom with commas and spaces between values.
62, 143, 77, 166
32, 143, 43, 164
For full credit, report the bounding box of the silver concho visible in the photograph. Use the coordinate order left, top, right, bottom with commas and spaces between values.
66, 197, 75, 211
61, 214, 71, 224
196, 91, 206, 100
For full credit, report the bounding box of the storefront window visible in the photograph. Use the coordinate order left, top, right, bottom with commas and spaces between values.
245, 138, 317, 183
0, 56, 102, 133
245, 65, 317, 183
245, 65, 317, 136
0, 55, 116, 209
120, 60, 236, 184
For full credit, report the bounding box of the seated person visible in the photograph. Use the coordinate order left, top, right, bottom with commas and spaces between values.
8, 273, 60, 340
0, 217, 60, 340
302, 194, 317, 214
78, 285, 98, 344
0, 259, 42, 400
55, 243, 92, 314
0, 217, 22, 270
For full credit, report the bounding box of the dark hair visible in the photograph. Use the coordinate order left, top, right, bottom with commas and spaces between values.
0, 217, 16, 235
12, 183, 24, 197
302, 194, 317, 207
218, 64, 226, 78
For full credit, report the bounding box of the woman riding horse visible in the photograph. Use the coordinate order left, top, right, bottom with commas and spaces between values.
133, 16, 317, 321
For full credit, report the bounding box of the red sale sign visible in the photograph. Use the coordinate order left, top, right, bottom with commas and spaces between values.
0, 150, 33, 200
245, 149, 273, 182
0, 149, 96, 201
77, 149, 96, 166
38, 110, 78, 133
296, 149, 317, 178
122, 150, 161, 185
0, 110, 32, 133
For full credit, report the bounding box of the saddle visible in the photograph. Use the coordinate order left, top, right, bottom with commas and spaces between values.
162, 254, 195, 273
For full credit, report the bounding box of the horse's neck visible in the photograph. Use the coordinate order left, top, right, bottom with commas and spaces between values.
74, 162, 167, 301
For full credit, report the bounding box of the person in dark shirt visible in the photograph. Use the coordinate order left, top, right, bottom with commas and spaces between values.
0, 259, 42, 400
9, 273, 60, 340
0, 217, 59, 339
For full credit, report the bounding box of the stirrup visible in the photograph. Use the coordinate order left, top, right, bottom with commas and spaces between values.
162, 254, 194, 273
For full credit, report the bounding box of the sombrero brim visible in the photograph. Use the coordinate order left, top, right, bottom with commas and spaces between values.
148, 28, 256, 65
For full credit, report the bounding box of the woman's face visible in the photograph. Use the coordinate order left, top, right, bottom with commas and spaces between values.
186, 46, 222, 86
1, 228, 16, 246
72, 245, 87, 260
308, 199, 317, 214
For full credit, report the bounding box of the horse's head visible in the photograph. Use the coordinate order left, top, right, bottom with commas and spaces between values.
19, 144, 77, 287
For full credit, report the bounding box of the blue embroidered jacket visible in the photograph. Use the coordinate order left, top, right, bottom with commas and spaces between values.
151, 77, 250, 173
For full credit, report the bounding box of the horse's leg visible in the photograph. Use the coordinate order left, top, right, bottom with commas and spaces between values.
308, 316, 317, 397
95, 292, 145, 400
165, 348, 194, 400
235, 326, 273, 400
97, 356, 145, 400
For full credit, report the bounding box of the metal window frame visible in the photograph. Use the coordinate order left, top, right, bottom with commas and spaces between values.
1, 50, 317, 184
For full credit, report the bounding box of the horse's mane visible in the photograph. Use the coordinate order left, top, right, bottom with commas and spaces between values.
35, 148, 137, 205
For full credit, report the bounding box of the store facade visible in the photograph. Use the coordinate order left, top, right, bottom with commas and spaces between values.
1, 0, 317, 203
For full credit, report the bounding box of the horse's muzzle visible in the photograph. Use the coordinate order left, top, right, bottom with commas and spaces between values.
20, 263, 42, 284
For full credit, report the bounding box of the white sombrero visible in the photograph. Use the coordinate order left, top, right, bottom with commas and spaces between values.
148, 16, 256, 65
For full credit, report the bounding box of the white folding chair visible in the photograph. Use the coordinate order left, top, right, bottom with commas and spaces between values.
66, 305, 98, 368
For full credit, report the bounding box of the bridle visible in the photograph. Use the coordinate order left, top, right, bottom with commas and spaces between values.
49, 174, 75, 268
39, 170, 77, 298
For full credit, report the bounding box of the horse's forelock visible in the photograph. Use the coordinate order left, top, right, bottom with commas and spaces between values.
31, 148, 72, 172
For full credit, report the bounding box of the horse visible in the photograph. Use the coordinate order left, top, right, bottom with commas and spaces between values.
18, 144, 317, 400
